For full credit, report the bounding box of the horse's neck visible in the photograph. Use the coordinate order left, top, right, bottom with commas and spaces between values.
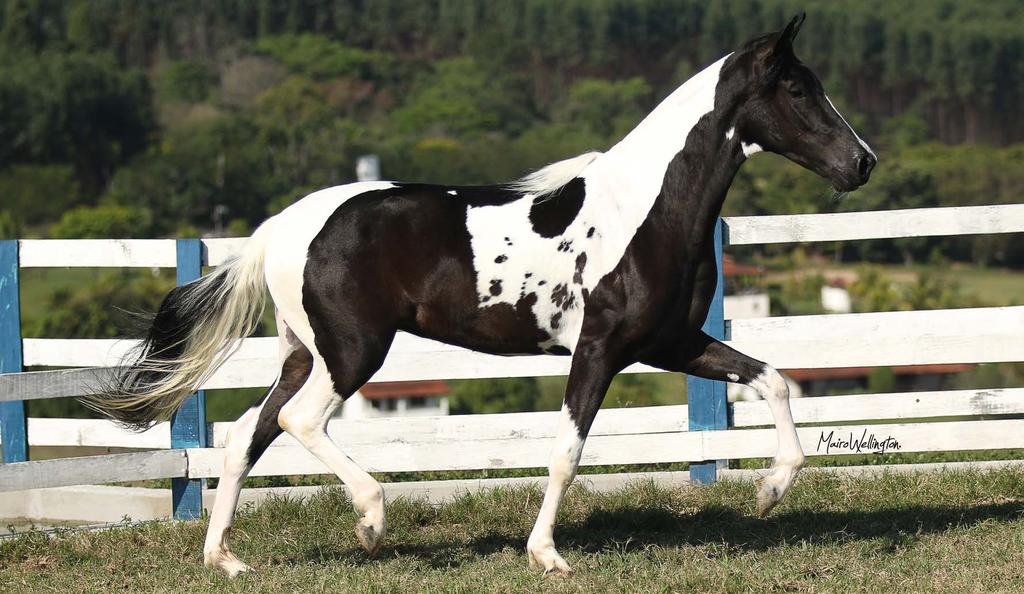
653, 117, 745, 251
582, 54, 740, 251
613, 54, 730, 160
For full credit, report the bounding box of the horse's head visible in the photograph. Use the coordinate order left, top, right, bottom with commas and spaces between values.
731, 14, 876, 192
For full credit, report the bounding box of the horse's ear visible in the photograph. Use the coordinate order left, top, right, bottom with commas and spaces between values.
764, 13, 805, 80
773, 13, 805, 57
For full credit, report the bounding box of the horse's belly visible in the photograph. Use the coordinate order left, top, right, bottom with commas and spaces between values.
407, 279, 567, 356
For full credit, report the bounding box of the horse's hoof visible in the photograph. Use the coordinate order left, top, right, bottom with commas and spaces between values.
544, 566, 574, 578
204, 551, 253, 578
527, 544, 573, 576
226, 562, 254, 579
355, 517, 384, 556
755, 477, 782, 517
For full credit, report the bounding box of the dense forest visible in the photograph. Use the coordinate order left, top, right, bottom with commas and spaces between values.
1, 0, 1023, 262
4, 0, 1022, 419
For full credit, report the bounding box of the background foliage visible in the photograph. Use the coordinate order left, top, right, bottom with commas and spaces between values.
3, 0, 1024, 244
3, 0, 1023, 417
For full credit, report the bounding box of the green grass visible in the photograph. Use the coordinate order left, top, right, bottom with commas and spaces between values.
935, 264, 1024, 305
762, 262, 1024, 308
3, 469, 1024, 592
18, 268, 102, 326
866, 262, 1024, 306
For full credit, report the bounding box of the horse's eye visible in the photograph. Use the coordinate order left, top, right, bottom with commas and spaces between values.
788, 86, 805, 99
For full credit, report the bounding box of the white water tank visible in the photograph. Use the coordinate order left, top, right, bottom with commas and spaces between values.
356, 154, 381, 182
821, 286, 852, 313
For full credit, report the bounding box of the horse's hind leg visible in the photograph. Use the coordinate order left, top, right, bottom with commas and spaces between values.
203, 320, 312, 577
277, 330, 394, 556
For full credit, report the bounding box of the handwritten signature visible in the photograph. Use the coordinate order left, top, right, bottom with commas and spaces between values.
817, 429, 901, 454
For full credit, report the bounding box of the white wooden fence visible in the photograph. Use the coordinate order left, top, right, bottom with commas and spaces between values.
2, 204, 1024, 516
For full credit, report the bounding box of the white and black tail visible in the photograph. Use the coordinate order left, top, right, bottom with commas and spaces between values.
84, 222, 276, 430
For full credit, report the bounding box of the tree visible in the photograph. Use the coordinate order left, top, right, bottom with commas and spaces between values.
0, 52, 155, 195
255, 34, 389, 81
448, 377, 541, 414
393, 57, 533, 136
0, 164, 78, 226
0, 209, 20, 239
559, 77, 651, 138
49, 204, 152, 239
158, 60, 219, 103
848, 266, 979, 313
848, 266, 904, 312
28, 270, 173, 339
0, 0, 65, 52
102, 116, 277, 232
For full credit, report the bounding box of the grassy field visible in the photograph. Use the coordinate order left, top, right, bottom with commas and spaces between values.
761, 262, 1024, 308
3, 469, 1023, 592
864, 263, 1024, 306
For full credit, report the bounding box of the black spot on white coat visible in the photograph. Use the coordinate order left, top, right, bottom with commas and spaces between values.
528, 178, 586, 238
573, 253, 587, 285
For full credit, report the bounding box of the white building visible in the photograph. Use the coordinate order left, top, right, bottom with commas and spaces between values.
723, 293, 771, 319
821, 285, 852, 313
337, 380, 450, 419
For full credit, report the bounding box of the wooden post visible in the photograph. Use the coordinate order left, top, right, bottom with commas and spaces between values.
0, 240, 27, 463
686, 219, 728, 484
171, 239, 207, 519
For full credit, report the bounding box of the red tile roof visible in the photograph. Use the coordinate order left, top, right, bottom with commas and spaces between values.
722, 254, 762, 277
783, 364, 975, 381
358, 380, 450, 400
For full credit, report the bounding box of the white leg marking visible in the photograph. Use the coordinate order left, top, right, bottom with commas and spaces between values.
748, 366, 805, 515
278, 361, 386, 555
203, 403, 260, 577
727, 372, 740, 382
204, 317, 296, 577
527, 405, 584, 575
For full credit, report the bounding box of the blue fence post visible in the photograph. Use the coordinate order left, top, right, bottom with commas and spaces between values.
687, 219, 728, 484
171, 239, 208, 519
0, 240, 27, 464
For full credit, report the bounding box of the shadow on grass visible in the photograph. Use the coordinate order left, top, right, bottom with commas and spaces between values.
287, 500, 1024, 569
564, 500, 1024, 554
296, 532, 526, 570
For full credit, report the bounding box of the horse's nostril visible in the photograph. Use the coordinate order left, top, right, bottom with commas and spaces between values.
857, 153, 876, 178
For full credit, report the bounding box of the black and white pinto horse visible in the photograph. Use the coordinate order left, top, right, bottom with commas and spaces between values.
90, 16, 875, 577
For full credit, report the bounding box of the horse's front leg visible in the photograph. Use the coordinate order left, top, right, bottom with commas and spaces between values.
644, 332, 805, 515
527, 339, 620, 576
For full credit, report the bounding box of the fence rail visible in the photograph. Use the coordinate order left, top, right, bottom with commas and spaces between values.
14, 205, 1024, 269
186, 418, 1024, 479
5, 305, 1022, 402
723, 204, 1024, 245
2, 203, 1024, 517
3, 411, 1024, 492
4, 387, 1022, 450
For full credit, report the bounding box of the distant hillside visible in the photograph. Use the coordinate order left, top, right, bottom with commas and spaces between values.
1, 0, 1023, 273
4, 0, 1022, 144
